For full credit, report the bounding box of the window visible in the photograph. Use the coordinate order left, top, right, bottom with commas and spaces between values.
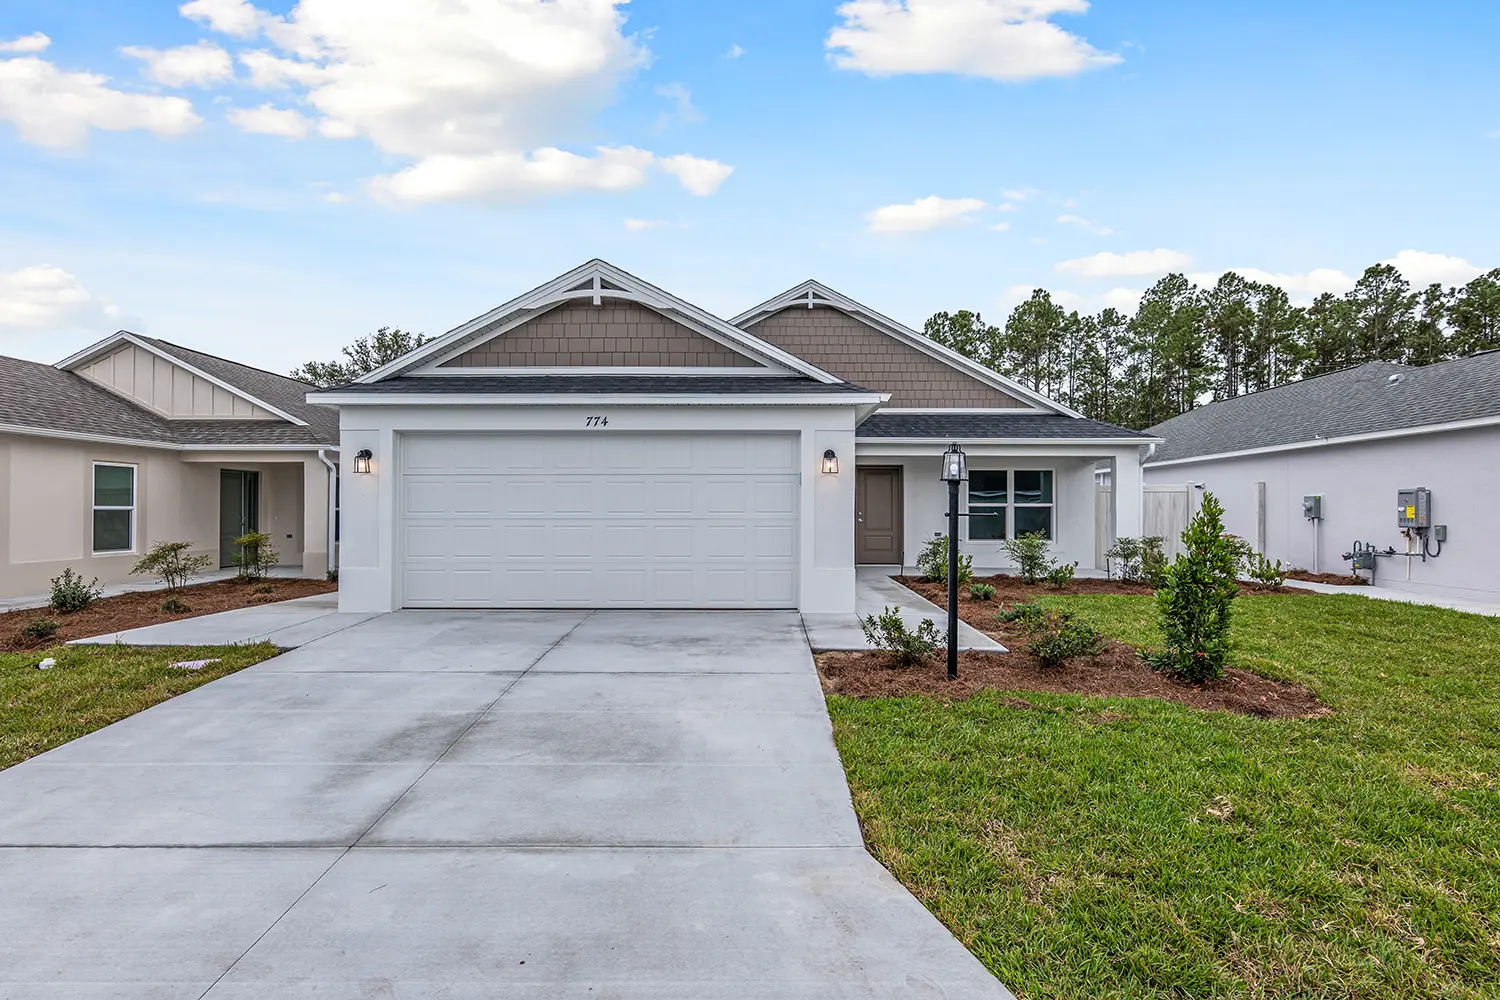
93, 463, 136, 553
968, 470, 1008, 540
1013, 470, 1054, 539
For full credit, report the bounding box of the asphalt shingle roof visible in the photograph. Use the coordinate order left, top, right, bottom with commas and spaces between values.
313, 375, 876, 395
1146, 352, 1500, 464
856, 412, 1153, 440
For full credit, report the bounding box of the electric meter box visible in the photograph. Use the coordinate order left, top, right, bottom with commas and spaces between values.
1397, 488, 1431, 529
1302, 495, 1322, 520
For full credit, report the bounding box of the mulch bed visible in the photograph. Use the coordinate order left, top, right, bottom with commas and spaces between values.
837, 574, 1329, 718
1286, 570, 1368, 586
2, 578, 338, 651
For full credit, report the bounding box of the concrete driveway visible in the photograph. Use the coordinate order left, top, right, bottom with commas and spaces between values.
0, 609, 1012, 999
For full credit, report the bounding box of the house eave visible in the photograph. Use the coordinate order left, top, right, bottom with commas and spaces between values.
311, 391, 889, 408
1144, 413, 1500, 468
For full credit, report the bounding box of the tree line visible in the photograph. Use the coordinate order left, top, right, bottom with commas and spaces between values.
923, 263, 1500, 429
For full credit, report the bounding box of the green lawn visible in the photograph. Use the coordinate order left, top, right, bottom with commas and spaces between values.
1, 643, 279, 769
829, 594, 1500, 999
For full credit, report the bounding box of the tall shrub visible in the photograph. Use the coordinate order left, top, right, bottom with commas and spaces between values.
1151, 492, 1240, 683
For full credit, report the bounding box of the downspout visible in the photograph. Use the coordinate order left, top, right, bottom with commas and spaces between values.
318, 448, 338, 576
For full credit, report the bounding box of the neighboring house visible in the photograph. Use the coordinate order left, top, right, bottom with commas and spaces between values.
314, 260, 1156, 614
0, 333, 339, 599
1144, 353, 1500, 601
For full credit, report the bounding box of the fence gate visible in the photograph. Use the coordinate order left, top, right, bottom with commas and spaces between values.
1145, 485, 1192, 561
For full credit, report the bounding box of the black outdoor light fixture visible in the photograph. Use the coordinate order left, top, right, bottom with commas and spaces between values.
939, 442, 967, 681
353, 449, 373, 474
822, 449, 839, 475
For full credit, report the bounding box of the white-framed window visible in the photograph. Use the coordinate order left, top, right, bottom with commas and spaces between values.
92, 462, 136, 553
967, 468, 1055, 541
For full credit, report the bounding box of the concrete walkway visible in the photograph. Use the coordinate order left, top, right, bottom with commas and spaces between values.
68, 593, 382, 649
0, 610, 1013, 999
803, 566, 1007, 652
1284, 579, 1500, 617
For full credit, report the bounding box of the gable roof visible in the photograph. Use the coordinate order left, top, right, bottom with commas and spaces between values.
357, 260, 843, 384
1146, 353, 1500, 465
858, 412, 1154, 442
730, 280, 1084, 417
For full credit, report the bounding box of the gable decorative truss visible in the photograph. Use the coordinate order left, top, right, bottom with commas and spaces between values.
730, 280, 1084, 418
361, 260, 844, 384
56, 331, 308, 426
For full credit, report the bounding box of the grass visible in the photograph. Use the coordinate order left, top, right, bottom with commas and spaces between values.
829, 593, 1500, 999
0, 643, 279, 769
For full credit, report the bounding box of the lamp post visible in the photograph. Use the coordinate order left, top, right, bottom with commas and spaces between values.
940, 442, 966, 681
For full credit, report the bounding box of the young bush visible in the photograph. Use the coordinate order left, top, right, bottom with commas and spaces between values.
1104, 536, 1167, 584
22, 617, 60, 641
1244, 551, 1288, 589
1045, 561, 1078, 590
1150, 491, 1241, 684
1026, 617, 1105, 668
1001, 532, 1051, 584
969, 582, 996, 601
859, 606, 941, 667
161, 597, 190, 614
231, 532, 280, 582
49, 568, 102, 613
996, 602, 1048, 633
131, 541, 213, 592
916, 536, 973, 585
254, 584, 275, 595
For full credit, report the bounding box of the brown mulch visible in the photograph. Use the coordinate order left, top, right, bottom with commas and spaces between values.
1286, 570, 1368, 586
2, 578, 338, 651
894, 574, 1308, 610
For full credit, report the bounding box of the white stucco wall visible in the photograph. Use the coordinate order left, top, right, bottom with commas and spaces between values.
1143, 425, 1500, 600
335, 403, 862, 614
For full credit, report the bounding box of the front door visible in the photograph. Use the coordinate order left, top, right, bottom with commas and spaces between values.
219, 470, 261, 568
855, 466, 903, 565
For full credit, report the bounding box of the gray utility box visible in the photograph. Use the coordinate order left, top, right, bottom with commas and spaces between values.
1397, 488, 1431, 529
1302, 495, 1323, 520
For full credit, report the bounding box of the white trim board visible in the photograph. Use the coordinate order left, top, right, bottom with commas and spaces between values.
311, 390, 889, 408
1143, 414, 1500, 468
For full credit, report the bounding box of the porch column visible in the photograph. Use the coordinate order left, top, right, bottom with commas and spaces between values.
301, 456, 330, 580
1111, 449, 1144, 541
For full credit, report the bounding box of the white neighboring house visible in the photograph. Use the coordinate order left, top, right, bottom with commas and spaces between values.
314, 260, 1158, 614
0, 334, 339, 599
1144, 353, 1500, 601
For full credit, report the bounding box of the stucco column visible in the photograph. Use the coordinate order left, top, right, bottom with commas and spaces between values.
1112, 449, 1144, 541
301, 456, 330, 580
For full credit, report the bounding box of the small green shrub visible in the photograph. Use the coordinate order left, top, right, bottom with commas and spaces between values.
1244, 551, 1288, 589
22, 617, 60, 641
969, 582, 996, 601
997, 602, 1048, 633
231, 531, 280, 582
1045, 561, 1078, 590
131, 540, 213, 592
916, 536, 973, 585
1001, 531, 1050, 584
49, 568, 102, 613
1150, 492, 1241, 684
859, 606, 942, 667
1026, 617, 1106, 668
1105, 536, 1167, 585
253, 584, 275, 595
161, 597, 190, 614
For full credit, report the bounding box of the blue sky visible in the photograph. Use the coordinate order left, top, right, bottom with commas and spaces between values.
1, 0, 1496, 374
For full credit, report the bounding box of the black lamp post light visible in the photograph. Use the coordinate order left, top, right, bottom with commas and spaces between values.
940, 442, 966, 681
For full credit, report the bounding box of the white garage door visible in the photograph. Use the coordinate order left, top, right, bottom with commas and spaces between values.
400, 432, 800, 608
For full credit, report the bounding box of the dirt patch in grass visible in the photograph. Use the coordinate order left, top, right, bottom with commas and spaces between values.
817, 646, 1328, 718
1, 578, 337, 651
1286, 569, 1369, 586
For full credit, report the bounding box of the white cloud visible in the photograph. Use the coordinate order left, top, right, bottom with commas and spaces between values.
0, 265, 114, 331
1002, 186, 1037, 201
0, 33, 51, 54
1101, 287, 1143, 312
991, 221, 1011, 231
239, 50, 328, 88
725, 43, 745, 58
868, 195, 987, 233
121, 41, 233, 87
1189, 267, 1354, 304
179, 0, 263, 39
1380, 250, 1484, 287
0, 54, 200, 149
1057, 248, 1192, 278
370, 146, 657, 203
659, 153, 734, 196
322, 190, 350, 204
1057, 213, 1114, 236
228, 103, 310, 138
828, 0, 1120, 81
624, 218, 672, 231
652, 83, 702, 132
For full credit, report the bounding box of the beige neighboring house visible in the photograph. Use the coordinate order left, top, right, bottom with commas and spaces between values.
0, 332, 339, 599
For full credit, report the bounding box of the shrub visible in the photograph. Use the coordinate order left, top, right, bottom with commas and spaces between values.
1001, 531, 1051, 584
1105, 536, 1167, 585
131, 541, 213, 592
916, 536, 973, 585
161, 597, 190, 614
1244, 551, 1288, 589
231, 532, 280, 582
969, 582, 996, 601
997, 602, 1048, 633
1045, 561, 1078, 590
49, 568, 102, 613
1150, 492, 1241, 684
22, 617, 59, 641
253, 583, 275, 595
1026, 617, 1105, 668
859, 606, 942, 667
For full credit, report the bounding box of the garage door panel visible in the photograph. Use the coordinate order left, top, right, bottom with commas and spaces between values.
401, 433, 799, 609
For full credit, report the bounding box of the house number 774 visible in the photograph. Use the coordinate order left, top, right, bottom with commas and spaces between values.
584, 416, 609, 427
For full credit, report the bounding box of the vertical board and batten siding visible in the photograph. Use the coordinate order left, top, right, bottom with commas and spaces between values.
76, 344, 276, 420
1098, 484, 1192, 564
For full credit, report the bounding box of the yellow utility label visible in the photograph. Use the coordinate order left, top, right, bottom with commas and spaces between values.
1406, 506, 1416, 519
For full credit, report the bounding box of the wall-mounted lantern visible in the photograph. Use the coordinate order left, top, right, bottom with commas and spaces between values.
822, 449, 839, 475
353, 449, 373, 474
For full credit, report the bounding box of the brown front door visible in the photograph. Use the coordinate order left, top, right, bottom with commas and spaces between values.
856, 466, 903, 564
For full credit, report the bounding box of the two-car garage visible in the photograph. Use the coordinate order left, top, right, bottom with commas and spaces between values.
398, 432, 802, 609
